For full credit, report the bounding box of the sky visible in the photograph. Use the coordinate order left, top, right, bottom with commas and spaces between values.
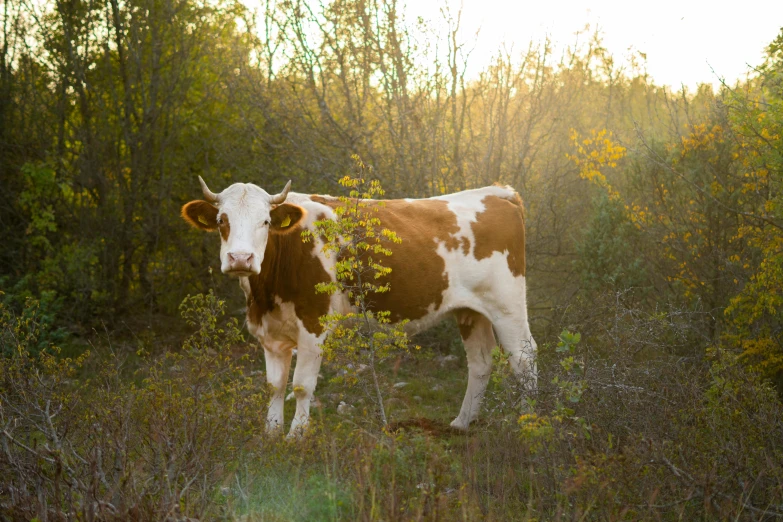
404, 0, 783, 90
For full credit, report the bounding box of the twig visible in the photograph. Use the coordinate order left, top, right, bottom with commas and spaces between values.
658, 456, 783, 517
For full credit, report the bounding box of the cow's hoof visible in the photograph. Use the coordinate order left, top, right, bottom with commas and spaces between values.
449, 418, 470, 431
265, 421, 284, 436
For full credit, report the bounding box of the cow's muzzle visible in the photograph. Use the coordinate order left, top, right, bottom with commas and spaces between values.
225, 252, 256, 276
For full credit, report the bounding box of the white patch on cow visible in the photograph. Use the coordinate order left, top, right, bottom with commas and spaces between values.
246, 295, 327, 435
257, 317, 293, 432
290, 196, 353, 316
238, 276, 252, 299
413, 186, 536, 425
431, 185, 519, 258
436, 241, 537, 421
433, 185, 516, 205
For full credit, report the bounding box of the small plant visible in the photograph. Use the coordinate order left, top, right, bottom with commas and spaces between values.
302, 156, 417, 427
551, 330, 591, 438
518, 412, 554, 452
0, 289, 67, 357
490, 345, 513, 386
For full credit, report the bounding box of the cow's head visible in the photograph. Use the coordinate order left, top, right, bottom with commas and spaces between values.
181, 177, 305, 276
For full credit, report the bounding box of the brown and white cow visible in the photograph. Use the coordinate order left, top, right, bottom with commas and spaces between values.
182, 177, 537, 436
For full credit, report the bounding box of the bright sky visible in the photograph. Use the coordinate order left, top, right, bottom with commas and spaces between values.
406, 0, 783, 90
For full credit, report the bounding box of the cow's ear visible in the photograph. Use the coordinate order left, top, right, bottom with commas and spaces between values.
270, 203, 305, 234
182, 200, 218, 231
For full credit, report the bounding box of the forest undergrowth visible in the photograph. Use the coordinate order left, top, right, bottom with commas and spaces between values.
2, 290, 782, 521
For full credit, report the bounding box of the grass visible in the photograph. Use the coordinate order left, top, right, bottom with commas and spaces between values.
214, 332, 516, 520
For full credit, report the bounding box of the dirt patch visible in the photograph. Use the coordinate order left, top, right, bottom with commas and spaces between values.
386, 417, 456, 437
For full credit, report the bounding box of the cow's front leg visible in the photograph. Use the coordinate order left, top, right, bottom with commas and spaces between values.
288, 338, 324, 437
263, 343, 294, 434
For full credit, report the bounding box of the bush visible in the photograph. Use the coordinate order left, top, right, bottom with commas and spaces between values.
460, 288, 783, 519
0, 292, 267, 520
575, 193, 648, 294
0, 291, 67, 358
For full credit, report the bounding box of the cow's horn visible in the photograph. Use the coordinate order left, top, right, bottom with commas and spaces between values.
269, 180, 292, 204
199, 176, 219, 204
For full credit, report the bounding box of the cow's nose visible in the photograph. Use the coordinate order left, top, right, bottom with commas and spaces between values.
227, 252, 254, 271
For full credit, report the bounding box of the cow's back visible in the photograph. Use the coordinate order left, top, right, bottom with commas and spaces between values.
301, 186, 526, 329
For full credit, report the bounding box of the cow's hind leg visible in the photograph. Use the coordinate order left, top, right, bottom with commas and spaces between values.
451, 309, 496, 430
263, 342, 294, 434
491, 315, 537, 393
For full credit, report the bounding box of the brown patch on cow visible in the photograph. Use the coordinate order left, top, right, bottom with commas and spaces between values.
310, 195, 339, 206
181, 200, 218, 231
309, 195, 463, 321
218, 213, 230, 241
270, 203, 306, 234
366, 199, 460, 321
440, 231, 462, 251
246, 228, 331, 336
460, 236, 471, 255
471, 195, 526, 277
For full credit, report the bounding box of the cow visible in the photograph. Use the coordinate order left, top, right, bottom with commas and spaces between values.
181, 177, 537, 437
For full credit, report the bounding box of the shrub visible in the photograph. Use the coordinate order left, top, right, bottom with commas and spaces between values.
0, 292, 66, 358
0, 291, 267, 520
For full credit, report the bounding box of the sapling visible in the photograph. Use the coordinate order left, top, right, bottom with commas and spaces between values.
303, 156, 416, 426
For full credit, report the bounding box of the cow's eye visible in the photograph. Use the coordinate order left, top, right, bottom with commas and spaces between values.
216, 217, 223, 225
263, 219, 271, 226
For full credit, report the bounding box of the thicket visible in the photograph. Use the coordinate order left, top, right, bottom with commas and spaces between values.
3, 0, 783, 518
1, 293, 268, 520
4, 0, 782, 371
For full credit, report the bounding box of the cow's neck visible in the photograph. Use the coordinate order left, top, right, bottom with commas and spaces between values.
241, 227, 332, 336
245, 232, 288, 323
